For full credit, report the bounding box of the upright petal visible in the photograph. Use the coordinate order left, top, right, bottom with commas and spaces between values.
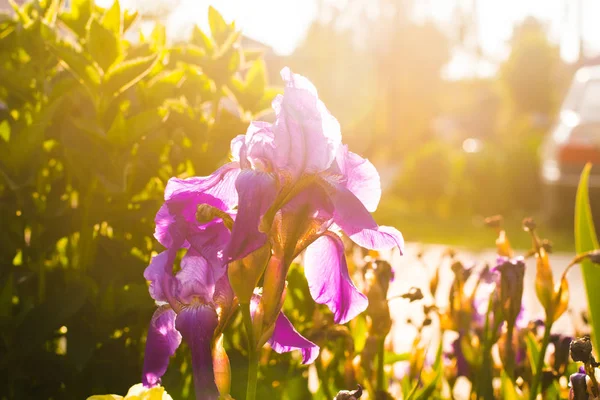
270, 68, 342, 177
304, 233, 368, 324
176, 305, 220, 400
329, 185, 404, 253
268, 311, 319, 364
142, 307, 182, 387
224, 169, 278, 262
335, 146, 382, 212
187, 221, 231, 268
176, 250, 217, 304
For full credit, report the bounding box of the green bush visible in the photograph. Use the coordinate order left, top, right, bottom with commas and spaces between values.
0, 1, 279, 398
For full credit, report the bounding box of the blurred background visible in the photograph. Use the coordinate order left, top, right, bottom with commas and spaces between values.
92, 0, 600, 251
1, 0, 599, 398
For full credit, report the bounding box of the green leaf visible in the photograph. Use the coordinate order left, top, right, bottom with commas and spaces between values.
0, 120, 10, 142
87, 17, 120, 72
106, 107, 166, 147
408, 343, 443, 400
501, 369, 523, 400
525, 331, 540, 376
42, 0, 61, 26
47, 39, 101, 89
245, 59, 266, 98
13, 280, 89, 356
100, 0, 121, 34
208, 5, 228, 45
123, 9, 138, 33
575, 162, 600, 350
103, 54, 158, 96
384, 352, 410, 365
191, 24, 214, 54
59, 0, 93, 37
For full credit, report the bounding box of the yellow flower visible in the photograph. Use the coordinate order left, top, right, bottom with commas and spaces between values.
87, 384, 173, 400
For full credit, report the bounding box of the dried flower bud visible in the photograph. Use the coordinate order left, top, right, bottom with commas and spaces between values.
484, 215, 503, 229
587, 250, 600, 264
401, 287, 424, 302
571, 336, 594, 363
541, 239, 553, 254
522, 217, 536, 232
334, 385, 363, 400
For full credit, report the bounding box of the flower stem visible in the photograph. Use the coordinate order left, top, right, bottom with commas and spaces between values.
376, 337, 385, 393
529, 321, 553, 400
241, 303, 258, 400
504, 322, 515, 379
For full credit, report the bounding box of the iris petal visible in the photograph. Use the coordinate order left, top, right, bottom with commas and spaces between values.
175, 305, 220, 400
330, 185, 404, 253
224, 169, 278, 262
304, 233, 368, 324
142, 307, 182, 387
268, 311, 319, 364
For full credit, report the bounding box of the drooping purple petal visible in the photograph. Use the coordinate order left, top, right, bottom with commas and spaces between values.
144, 250, 179, 304
304, 233, 368, 324
176, 305, 220, 400
142, 306, 182, 387
329, 185, 404, 252
175, 250, 217, 304
268, 311, 319, 364
224, 169, 278, 262
270, 67, 341, 177
335, 146, 381, 212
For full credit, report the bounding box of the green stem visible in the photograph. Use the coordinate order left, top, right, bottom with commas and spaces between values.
376, 337, 385, 393
529, 321, 553, 400
504, 322, 515, 379
241, 303, 258, 400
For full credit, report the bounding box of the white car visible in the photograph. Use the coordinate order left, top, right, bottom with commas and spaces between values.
541, 66, 600, 223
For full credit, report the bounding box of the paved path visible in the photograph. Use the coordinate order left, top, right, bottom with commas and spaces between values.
386, 243, 585, 352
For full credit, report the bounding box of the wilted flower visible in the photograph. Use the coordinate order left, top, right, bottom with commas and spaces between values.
494, 256, 525, 327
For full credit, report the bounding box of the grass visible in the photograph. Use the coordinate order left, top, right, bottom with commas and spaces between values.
373, 197, 576, 253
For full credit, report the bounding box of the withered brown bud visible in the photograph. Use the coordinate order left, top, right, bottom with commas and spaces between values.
541, 239, 553, 254
570, 336, 593, 363
443, 247, 457, 259
423, 317, 433, 327
484, 215, 503, 229
522, 217, 536, 232
587, 250, 600, 264
334, 385, 363, 400
401, 287, 424, 302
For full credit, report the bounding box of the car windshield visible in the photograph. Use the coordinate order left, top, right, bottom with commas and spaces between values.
578, 80, 600, 121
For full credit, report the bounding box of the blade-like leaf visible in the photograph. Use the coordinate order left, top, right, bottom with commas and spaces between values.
525, 331, 540, 376
501, 370, 523, 400
575, 163, 600, 350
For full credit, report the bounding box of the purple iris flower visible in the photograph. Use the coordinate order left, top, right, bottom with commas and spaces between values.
143, 168, 318, 399
226, 67, 404, 326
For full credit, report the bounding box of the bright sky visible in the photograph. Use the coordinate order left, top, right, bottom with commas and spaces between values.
113, 0, 600, 79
